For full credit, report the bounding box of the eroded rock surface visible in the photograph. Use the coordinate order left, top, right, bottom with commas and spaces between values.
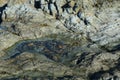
0, 0, 120, 80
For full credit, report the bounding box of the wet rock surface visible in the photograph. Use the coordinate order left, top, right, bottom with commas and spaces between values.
0, 0, 120, 80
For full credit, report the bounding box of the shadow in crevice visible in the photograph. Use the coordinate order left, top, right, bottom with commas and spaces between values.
109, 44, 120, 52
54, 2, 59, 15
34, 0, 41, 9
61, 2, 71, 12
0, 4, 7, 24
48, 2, 53, 15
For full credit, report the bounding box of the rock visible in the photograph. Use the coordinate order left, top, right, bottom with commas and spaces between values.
40, 0, 46, 10
7, 0, 34, 6
0, 0, 8, 7
2, 4, 36, 22
0, 51, 74, 79
3, 39, 70, 63
0, 0, 120, 79
48, 3, 56, 16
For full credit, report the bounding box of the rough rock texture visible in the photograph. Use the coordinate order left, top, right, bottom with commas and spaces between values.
0, 0, 120, 80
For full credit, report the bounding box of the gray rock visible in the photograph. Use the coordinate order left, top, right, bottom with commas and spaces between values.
0, 0, 120, 79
